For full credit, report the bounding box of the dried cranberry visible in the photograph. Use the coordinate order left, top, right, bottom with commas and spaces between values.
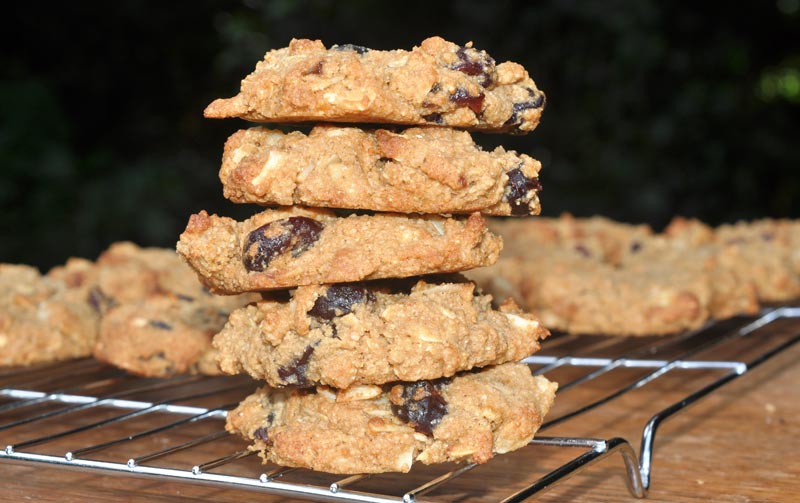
308, 284, 376, 321
453, 46, 494, 87
149, 320, 173, 331
422, 112, 443, 124
450, 88, 485, 114
304, 60, 324, 75
277, 345, 315, 386
390, 380, 448, 436
333, 44, 369, 55
574, 245, 592, 258
243, 217, 324, 272
503, 91, 546, 129
504, 166, 542, 216
253, 427, 269, 441
87, 287, 116, 314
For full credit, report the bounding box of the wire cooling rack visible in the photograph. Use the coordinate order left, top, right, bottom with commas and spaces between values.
1, 306, 798, 502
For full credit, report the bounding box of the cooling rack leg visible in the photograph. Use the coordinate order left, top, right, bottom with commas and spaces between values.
639, 332, 799, 491
500, 438, 646, 502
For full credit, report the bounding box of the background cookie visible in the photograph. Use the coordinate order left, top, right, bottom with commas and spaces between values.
0, 264, 97, 366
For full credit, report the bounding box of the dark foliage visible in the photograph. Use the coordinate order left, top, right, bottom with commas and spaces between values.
1, 0, 798, 269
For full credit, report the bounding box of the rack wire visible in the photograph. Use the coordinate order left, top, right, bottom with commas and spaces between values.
1, 306, 798, 502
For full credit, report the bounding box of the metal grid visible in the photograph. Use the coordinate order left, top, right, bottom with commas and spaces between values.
1, 306, 798, 502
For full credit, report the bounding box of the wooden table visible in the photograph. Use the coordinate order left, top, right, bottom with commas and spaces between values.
1, 313, 798, 503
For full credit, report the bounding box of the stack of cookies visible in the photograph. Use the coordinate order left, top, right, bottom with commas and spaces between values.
177, 37, 557, 474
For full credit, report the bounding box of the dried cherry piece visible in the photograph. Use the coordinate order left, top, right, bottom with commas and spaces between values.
390, 379, 448, 436
308, 284, 376, 321
277, 345, 315, 386
504, 166, 542, 216
450, 87, 485, 114
503, 91, 546, 129
243, 217, 324, 272
304, 60, 324, 75
574, 245, 592, 258
422, 112, 443, 124
88, 287, 116, 314
333, 44, 369, 55
453, 46, 494, 87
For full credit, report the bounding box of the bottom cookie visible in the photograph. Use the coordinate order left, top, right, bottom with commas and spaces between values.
226, 363, 557, 474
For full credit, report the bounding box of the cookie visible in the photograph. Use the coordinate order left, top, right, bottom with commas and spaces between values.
214, 277, 548, 388
467, 244, 714, 336
620, 218, 760, 318
714, 219, 800, 302
204, 37, 546, 134
0, 264, 97, 366
226, 362, 557, 474
47, 242, 216, 311
93, 295, 235, 377
219, 125, 542, 215
488, 213, 653, 264
471, 215, 772, 336
177, 207, 503, 294
48, 242, 259, 376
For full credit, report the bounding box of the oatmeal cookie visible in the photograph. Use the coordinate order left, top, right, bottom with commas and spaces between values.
177, 207, 503, 294
714, 219, 800, 302
0, 264, 97, 366
472, 216, 766, 335
48, 242, 259, 376
488, 214, 653, 264
214, 277, 548, 388
205, 37, 546, 133
93, 294, 239, 377
620, 218, 760, 318
47, 242, 228, 310
467, 244, 714, 336
226, 363, 557, 474
219, 125, 542, 215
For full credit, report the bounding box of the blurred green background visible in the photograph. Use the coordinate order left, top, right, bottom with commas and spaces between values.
2, 0, 799, 270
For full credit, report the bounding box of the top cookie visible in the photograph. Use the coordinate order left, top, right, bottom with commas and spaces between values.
205, 37, 546, 134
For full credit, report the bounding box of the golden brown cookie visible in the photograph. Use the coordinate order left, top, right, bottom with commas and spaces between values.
205, 37, 545, 134
93, 295, 235, 377
177, 207, 503, 294
0, 264, 97, 366
226, 363, 557, 474
219, 125, 542, 215
48, 242, 259, 376
214, 277, 548, 388
714, 219, 800, 302
468, 246, 714, 336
